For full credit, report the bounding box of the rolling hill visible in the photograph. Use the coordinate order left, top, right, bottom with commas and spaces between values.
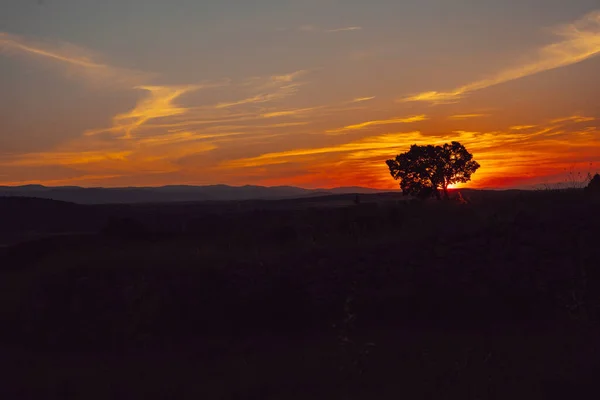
0, 184, 388, 204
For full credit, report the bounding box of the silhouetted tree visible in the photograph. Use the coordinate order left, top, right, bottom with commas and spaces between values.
386, 141, 480, 200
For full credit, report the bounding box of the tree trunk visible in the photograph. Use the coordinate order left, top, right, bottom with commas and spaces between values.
443, 185, 449, 200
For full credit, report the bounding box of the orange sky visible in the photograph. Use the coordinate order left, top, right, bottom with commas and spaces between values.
1, 3, 599, 189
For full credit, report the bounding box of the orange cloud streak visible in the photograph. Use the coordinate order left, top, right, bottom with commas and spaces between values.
221, 119, 600, 190
326, 115, 428, 134
403, 10, 600, 104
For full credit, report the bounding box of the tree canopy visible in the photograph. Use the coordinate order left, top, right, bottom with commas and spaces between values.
386, 141, 480, 200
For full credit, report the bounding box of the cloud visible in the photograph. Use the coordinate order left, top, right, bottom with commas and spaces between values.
1, 31, 232, 141
0, 32, 151, 87
218, 119, 600, 190
86, 85, 203, 138
326, 27, 363, 33
135, 131, 246, 146
0, 130, 220, 174
551, 115, 596, 123
326, 115, 428, 134
256, 122, 309, 128
403, 10, 600, 104
505, 114, 595, 133
0, 61, 321, 178
3, 150, 133, 167
215, 70, 307, 109
270, 70, 308, 83
452, 130, 481, 136
510, 125, 538, 130
215, 87, 300, 109
215, 93, 285, 109
83, 67, 311, 142
352, 96, 375, 103
221, 131, 426, 168
1, 33, 318, 183
141, 114, 258, 131
299, 25, 362, 33
449, 114, 489, 120
0, 32, 219, 175
261, 107, 318, 118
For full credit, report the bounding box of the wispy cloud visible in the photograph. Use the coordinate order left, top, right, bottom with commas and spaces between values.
510, 125, 538, 130
80, 68, 312, 141
403, 10, 600, 104
257, 122, 309, 128
135, 130, 245, 146
215, 93, 286, 109
3, 150, 133, 167
299, 25, 362, 33
1, 130, 220, 174
216, 70, 307, 109
221, 131, 425, 168
215, 85, 300, 109
352, 96, 375, 103
326, 115, 428, 134
219, 120, 600, 190
261, 107, 318, 118
0, 33, 323, 184
85, 85, 203, 138
508, 114, 595, 131
0, 32, 238, 174
270, 70, 309, 83
0, 32, 151, 87
551, 115, 596, 123
449, 114, 489, 120
0, 32, 231, 141
241, 70, 308, 88
326, 26, 363, 33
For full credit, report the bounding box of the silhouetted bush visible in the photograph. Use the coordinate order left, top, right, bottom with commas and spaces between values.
585, 173, 600, 197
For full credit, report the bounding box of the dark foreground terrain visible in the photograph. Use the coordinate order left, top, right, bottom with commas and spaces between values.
1, 190, 599, 399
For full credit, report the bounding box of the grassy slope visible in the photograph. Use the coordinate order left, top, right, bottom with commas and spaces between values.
1, 190, 599, 399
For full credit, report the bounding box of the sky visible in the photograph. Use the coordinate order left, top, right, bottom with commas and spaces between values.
1, 0, 599, 189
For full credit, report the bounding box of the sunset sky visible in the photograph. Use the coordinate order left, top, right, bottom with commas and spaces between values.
1, 0, 599, 189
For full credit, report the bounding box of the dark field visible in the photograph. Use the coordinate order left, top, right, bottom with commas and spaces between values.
1, 190, 599, 399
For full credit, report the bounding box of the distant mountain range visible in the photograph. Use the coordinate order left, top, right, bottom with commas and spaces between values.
0, 184, 390, 204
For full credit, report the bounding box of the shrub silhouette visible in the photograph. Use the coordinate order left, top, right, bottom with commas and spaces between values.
584, 173, 600, 196
386, 141, 480, 200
